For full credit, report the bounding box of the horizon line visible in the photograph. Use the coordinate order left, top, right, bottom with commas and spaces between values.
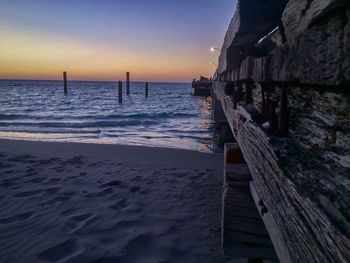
0, 78, 191, 84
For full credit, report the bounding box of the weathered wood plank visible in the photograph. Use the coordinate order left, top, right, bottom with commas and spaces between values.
217, 0, 288, 75
270, 1, 350, 86
223, 144, 277, 260
282, 0, 348, 41
252, 57, 271, 83
224, 242, 277, 260
250, 181, 292, 263
225, 143, 246, 165
225, 217, 269, 236
214, 82, 350, 262
240, 57, 255, 80
225, 229, 274, 245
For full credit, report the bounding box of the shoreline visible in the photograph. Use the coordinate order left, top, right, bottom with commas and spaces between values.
0, 134, 217, 154
0, 139, 222, 168
0, 139, 225, 262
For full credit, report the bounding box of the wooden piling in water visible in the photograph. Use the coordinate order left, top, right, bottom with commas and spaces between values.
118, 81, 122, 103
126, 72, 130, 95
63, 72, 68, 94
145, 82, 148, 97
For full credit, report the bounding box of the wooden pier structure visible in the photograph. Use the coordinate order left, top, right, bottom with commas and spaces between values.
214, 0, 350, 262
192, 77, 212, 96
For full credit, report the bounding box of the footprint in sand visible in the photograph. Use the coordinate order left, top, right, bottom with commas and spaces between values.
53, 166, 65, 173
7, 154, 36, 164
41, 196, 71, 206
1, 179, 21, 188
37, 239, 83, 262
39, 157, 61, 165
63, 213, 94, 234
65, 156, 84, 165
14, 187, 59, 198
97, 188, 115, 197
14, 189, 43, 198
46, 178, 62, 185
109, 198, 128, 210
88, 162, 99, 167
0, 211, 35, 224
3, 169, 15, 174
0, 162, 15, 169
130, 175, 142, 182
93, 256, 122, 263
129, 186, 141, 193
115, 233, 169, 262
27, 177, 46, 184
45, 187, 60, 194
99, 180, 123, 189
25, 167, 37, 173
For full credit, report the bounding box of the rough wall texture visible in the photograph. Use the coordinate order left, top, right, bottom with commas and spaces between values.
271, 4, 350, 85
214, 83, 350, 263
214, 0, 350, 262
218, 0, 288, 75
282, 88, 350, 225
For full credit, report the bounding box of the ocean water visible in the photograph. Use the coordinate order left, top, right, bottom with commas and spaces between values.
0, 80, 215, 152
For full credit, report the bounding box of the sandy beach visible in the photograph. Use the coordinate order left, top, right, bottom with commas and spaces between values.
0, 139, 225, 262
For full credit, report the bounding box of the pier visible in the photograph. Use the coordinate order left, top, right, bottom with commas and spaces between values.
192, 77, 212, 96
213, 0, 350, 262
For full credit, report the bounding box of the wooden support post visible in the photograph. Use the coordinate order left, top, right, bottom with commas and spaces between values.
222, 143, 278, 260
145, 82, 148, 97
224, 81, 235, 96
269, 100, 278, 134
245, 81, 253, 104
278, 83, 289, 137
63, 71, 67, 95
224, 143, 246, 165
233, 81, 243, 109
126, 72, 130, 95
118, 81, 122, 103
261, 85, 267, 117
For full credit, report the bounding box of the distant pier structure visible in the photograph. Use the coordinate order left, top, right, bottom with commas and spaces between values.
192, 76, 212, 96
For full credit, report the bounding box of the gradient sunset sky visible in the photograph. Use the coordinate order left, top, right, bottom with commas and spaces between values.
0, 0, 236, 82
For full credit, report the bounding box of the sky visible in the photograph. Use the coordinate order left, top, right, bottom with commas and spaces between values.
0, 0, 236, 82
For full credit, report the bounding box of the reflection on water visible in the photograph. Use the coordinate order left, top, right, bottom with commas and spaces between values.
0, 80, 216, 152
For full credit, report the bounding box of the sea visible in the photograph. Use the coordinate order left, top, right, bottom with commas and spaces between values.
0, 80, 216, 152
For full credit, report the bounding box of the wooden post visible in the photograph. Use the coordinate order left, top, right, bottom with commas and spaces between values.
63, 71, 67, 95
261, 84, 267, 117
118, 81, 122, 103
126, 72, 130, 95
233, 81, 243, 109
145, 82, 148, 97
269, 100, 278, 134
245, 81, 253, 104
278, 83, 289, 137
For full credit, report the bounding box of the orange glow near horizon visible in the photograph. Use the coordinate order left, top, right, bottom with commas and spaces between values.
0, 23, 217, 82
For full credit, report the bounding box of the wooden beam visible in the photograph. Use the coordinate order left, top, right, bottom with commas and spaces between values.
277, 83, 289, 137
